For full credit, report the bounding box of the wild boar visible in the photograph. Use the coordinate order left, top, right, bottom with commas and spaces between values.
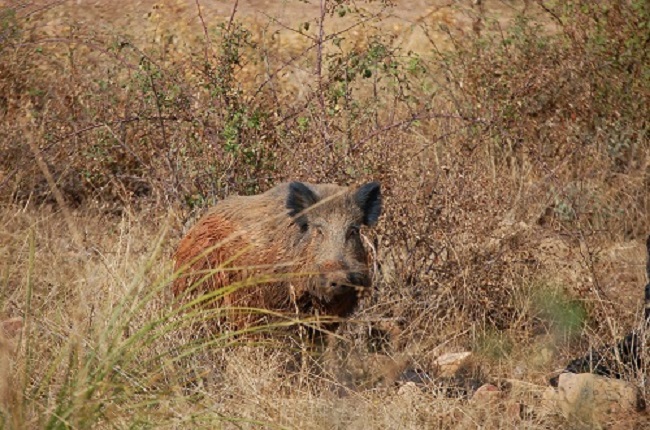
172, 181, 381, 329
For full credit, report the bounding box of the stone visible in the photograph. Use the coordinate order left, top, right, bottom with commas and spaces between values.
397, 381, 420, 397
471, 383, 501, 404
433, 352, 473, 378
542, 373, 643, 429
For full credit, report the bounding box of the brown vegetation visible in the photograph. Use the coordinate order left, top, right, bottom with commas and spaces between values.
0, 0, 648, 428
0, 318, 22, 413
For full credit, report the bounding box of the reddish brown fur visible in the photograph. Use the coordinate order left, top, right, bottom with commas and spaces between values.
172, 182, 381, 329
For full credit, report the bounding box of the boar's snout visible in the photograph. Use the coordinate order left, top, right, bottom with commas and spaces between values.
314, 260, 370, 299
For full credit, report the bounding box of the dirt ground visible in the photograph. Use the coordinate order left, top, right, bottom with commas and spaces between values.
14, 0, 544, 53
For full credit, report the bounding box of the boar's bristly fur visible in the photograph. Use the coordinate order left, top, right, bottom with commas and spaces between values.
172, 181, 382, 329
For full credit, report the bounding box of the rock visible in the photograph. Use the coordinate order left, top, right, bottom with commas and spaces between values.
397, 381, 420, 397
542, 373, 643, 428
471, 383, 500, 404
433, 352, 473, 378
395, 367, 431, 385
502, 379, 549, 423
469, 383, 525, 426
397, 381, 424, 409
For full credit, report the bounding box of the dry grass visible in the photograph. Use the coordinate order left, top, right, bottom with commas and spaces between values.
1, 0, 649, 428
0, 205, 561, 429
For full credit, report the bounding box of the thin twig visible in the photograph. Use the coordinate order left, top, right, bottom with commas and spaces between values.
227, 0, 239, 33
535, 0, 564, 28
18, 37, 139, 69
44, 115, 190, 153
0, 169, 18, 192
252, 41, 320, 100
194, 0, 213, 63
316, 0, 330, 148
26, 105, 84, 248
353, 112, 487, 150
259, 12, 317, 42
147, 71, 179, 196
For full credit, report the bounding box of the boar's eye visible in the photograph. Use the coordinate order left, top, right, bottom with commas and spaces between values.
346, 225, 360, 240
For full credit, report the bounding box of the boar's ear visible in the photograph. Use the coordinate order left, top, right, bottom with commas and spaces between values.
287, 182, 319, 231
354, 182, 382, 226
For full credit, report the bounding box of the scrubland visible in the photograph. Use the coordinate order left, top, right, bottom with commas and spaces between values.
1, 0, 649, 428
